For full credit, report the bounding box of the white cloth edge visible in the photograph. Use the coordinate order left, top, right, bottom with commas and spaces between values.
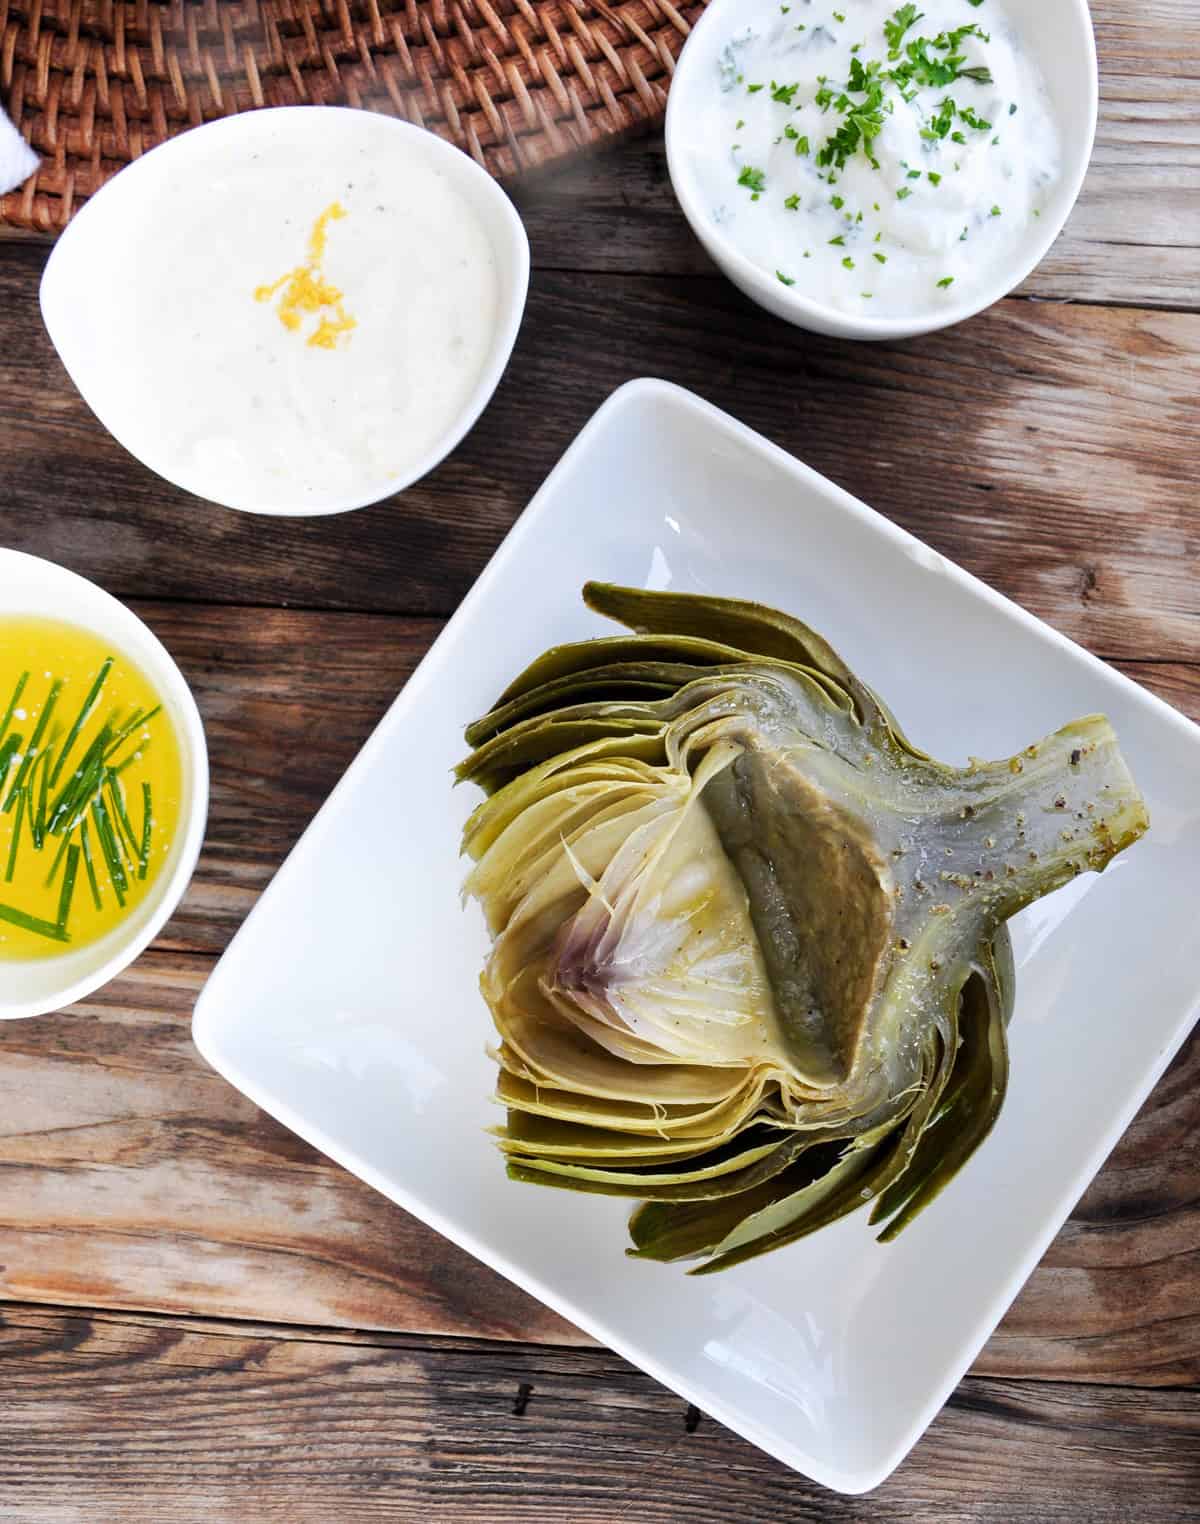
0, 104, 39, 196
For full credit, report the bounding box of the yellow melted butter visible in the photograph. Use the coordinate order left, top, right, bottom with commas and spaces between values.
0, 618, 184, 962
254, 201, 358, 350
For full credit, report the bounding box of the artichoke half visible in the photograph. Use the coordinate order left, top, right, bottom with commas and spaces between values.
457, 584, 1148, 1272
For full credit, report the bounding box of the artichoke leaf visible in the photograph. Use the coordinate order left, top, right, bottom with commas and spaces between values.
459, 585, 1149, 1269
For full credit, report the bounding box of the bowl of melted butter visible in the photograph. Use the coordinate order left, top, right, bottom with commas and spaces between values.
0, 550, 208, 1017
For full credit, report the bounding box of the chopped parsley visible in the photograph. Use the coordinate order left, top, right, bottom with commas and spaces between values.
829, 234, 846, 245
936, 275, 955, 288
831, 194, 845, 209
896, 186, 913, 200
990, 204, 1002, 216
784, 193, 801, 210
884, 4, 923, 58
737, 165, 767, 193
776, 270, 797, 286
842, 256, 856, 269
771, 81, 800, 105
874, 251, 888, 263
927, 171, 942, 185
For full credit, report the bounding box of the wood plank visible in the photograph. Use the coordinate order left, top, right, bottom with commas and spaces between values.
1, 1303, 1197, 1522
0, 935, 1196, 1385
2, 249, 1198, 660
0, 951, 582, 1348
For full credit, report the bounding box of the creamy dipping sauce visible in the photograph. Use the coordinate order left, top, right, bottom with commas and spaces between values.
97, 114, 501, 510
686, 0, 1061, 316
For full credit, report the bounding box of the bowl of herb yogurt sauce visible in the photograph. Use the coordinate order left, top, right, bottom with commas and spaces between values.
666, 0, 1096, 339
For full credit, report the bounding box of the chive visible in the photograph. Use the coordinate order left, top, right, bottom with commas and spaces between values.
104, 705, 160, 763
56, 844, 81, 932
5, 679, 62, 809
113, 741, 151, 778
0, 901, 69, 943
44, 824, 74, 890
4, 789, 25, 882
0, 733, 21, 783
0, 671, 28, 747
31, 745, 52, 850
107, 771, 142, 863
48, 657, 112, 789
79, 819, 102, 911
91, 798, 127, 906
46, 729, 109, 837
139, 783, 153, 880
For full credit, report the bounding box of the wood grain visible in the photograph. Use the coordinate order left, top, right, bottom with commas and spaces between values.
0, 1303, 1197, 1523
0, 934, 1196, 1386
0, 949, 581, 1347
2, 249, 1198, 661
1, 15, 1198, 1504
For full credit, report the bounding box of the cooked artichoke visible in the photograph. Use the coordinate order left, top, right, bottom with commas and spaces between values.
457, 584, 1148, 1272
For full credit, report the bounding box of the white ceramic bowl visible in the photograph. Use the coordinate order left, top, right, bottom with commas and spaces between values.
40, 107, 531, 516
0, 551, 209, 1018
665, 0, 1098, 340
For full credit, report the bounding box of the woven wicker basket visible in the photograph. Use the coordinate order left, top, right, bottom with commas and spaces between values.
1, 0, 707, 234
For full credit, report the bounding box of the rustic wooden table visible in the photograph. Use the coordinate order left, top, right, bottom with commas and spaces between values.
1, 4, 1198, 1517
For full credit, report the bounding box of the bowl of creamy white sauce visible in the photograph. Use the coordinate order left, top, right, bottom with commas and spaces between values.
40, 107, 530, 514
666, 0, 1096, 339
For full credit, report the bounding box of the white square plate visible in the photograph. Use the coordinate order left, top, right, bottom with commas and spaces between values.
193, 380, 1200, 1493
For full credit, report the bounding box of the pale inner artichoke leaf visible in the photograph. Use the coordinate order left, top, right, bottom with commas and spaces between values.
496, 1110, 743, 1164
496, 1069, 774, 1143
700, 742, 895, 1086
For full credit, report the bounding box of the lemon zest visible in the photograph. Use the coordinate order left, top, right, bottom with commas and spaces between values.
254, 202, 356, 350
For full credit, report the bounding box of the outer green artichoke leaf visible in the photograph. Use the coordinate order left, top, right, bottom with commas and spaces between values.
459, 585, 1148, 1269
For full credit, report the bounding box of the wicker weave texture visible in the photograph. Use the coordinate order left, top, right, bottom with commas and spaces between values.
0, 0, 706, 234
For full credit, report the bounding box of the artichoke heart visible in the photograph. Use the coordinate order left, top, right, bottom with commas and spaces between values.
457, 583, 1148, 1272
